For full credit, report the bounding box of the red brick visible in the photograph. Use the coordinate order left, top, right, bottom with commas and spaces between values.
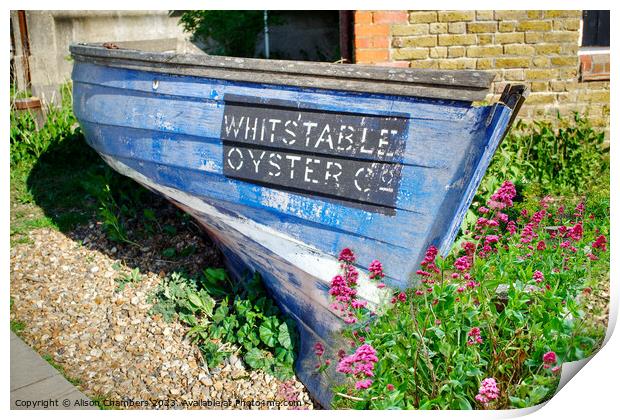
373, 10, 408, 24
354, 36, 389, 49
355, 49, 389, 63
354, 11, 373, 24
355, 23, 390, 38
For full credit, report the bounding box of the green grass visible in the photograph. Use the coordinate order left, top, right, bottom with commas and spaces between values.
10, 85, 102, 244
42, 354, 82, 387
10, 319, 26, 334
9, 84, 154, 246
10, 134, 102, 239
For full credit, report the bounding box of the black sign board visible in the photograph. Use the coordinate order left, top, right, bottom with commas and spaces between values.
220, 95, 408, 211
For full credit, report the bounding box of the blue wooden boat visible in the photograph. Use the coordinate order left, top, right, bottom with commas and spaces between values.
70, 43, 526, 406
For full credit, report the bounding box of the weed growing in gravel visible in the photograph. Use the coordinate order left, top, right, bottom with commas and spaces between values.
10, 319, 26, 334
42, 354, 82, 387
115, 267, 143, 292
149, 268, 298, 380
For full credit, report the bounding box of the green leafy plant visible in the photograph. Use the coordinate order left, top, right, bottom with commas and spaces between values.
486, 114, 607, 196
462, 114, 608, 235
320, 182, 608, 409
115, 267, 143, 291
10, 84, 79, 168
149, 268, 298, 379
179, 11, 265, 57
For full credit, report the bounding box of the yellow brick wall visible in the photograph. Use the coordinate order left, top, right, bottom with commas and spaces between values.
354, 10, 610, 135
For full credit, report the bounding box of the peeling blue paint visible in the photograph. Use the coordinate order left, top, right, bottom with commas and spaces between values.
73, 61, 516, 407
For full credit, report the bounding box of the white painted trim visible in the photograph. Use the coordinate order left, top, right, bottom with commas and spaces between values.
578, 47, 611, 56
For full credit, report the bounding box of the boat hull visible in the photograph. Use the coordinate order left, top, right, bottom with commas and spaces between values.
71, 45, 524, 407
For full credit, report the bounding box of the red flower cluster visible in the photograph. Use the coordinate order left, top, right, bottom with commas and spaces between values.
338, 248, 356, 263
593, 234, 607, 252
487, 180, 517, 210
467, 327, 483, 346
368, 259, 384, 280
337, 344, 379, 390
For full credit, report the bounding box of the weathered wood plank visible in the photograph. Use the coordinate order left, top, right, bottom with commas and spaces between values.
70, 43, 494, 101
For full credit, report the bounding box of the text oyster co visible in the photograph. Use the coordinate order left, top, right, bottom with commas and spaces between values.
221, 111, 406, 197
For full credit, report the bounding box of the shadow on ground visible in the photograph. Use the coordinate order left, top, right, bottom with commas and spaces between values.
22, 131, 223, 278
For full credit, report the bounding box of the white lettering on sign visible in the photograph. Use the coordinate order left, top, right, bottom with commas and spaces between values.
221, 95, 408, 210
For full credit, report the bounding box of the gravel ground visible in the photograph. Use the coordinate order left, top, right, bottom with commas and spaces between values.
10, 221, 313, 410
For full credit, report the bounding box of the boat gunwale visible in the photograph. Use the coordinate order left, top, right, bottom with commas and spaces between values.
70, 43, 495, 102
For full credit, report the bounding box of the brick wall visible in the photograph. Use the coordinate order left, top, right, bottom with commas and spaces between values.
353, 10, 610, 135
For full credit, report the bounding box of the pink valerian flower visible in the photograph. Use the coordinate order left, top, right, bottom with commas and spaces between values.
466, 280, 480, 289
475, 378, 500, 406
574, 202, 585, 218
520, 223, 537, 243
592, 234, 607, 251
566, 222, 583, 242
420, 246, 440, 274
540, 195, 552, 209
386, 383, 395, 391
345, 264, 359, 286
351, 299, 367, 309
533, 270, 545, 283
368, 259, 385, 280
397, 292, 407, 303
543, 351, 557, 369
530, 210, 547, 228
536, 240, 547, 251
329, 275, 355, 302
478, 206, 490, 214
355, 379, 373, 390
487, 181, 517, 210
337, 344, 379, 380
376, 282, 386, 289
506, 221, 517, 235
476, 217, 489, 230
314, 342, 325, 357
454, 256, 471, 272
559, 241, 570, 249
587, 253, 599, 261
496, 212, 509, 223
467, 327, 483, 346
338, 248, 356, 263
462, 241, 476, 256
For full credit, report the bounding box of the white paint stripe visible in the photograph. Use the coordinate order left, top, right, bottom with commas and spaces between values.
102, 155, 389, 305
